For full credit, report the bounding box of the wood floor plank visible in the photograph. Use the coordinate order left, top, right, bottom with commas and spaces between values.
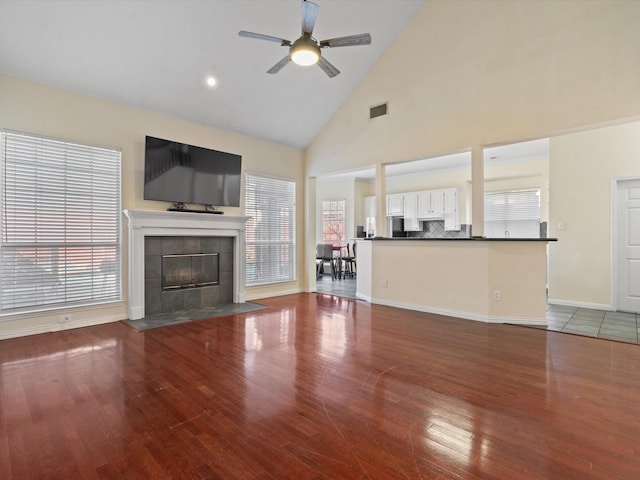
1, 293, 640, 478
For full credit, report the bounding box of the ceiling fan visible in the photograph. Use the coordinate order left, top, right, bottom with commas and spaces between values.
238, 0, 372, 78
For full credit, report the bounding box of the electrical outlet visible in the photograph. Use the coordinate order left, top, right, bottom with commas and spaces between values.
382, 279, 388, 288
58, 314, 71, 323
493, 290, 501, 301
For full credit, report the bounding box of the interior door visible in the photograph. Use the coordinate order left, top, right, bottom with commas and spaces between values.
616, 178, 640, 312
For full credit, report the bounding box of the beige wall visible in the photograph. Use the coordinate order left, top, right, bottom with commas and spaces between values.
307, 0, 640, 177
306, 0, 640, 311
0, 73, 304, 338
548, 121, 640, 308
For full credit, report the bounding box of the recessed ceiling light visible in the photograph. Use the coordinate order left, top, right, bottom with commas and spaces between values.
205, 75, 217, 88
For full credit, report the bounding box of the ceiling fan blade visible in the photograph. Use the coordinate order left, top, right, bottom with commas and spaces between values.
301, 1, 319, 36
319, 33, 372, 48
239, 30, 291, 46
267, 56, 291, 74
317, 56, 340, 78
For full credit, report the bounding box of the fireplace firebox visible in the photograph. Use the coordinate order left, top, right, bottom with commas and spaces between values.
162, 253, 219, 290
143, 235, 234, 316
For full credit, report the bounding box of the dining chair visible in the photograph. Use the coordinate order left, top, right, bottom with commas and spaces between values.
342, 242, 356, 278
316, 244, 337, 280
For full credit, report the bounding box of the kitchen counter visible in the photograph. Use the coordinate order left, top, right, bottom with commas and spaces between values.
355, 238, 551, 325
368, 237, 557, 242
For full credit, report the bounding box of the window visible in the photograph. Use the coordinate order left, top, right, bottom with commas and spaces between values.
484, 188, 541, 238
321, 199, 346, 244
0, 130, 121, 314
245, 173, 296, 285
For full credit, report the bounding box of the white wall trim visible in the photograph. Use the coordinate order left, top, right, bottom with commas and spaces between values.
356, 292, 372, 303
612, 177, 619, 311
372, 299, 547, 325
246, 288, 302, 301
611, 175, 640, 312
547, 298, 614, 311
0, 314, 125, 341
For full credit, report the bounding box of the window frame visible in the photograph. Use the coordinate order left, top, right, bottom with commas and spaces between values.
484, 188, 541, 239
244, 172, 296, 286
0, 130, 122, 315
321, 199, 346, 245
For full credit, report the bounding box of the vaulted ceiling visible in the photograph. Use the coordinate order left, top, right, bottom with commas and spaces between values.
0, 0, 425, 149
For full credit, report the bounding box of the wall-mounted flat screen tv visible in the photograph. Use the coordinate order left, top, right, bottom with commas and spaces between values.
143, 135, 242, 207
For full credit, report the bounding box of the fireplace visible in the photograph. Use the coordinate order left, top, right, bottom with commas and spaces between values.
162, 253, 219, 290
144, 236, 231, 316
122, 210, 250, 320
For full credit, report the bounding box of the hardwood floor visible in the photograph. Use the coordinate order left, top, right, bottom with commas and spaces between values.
1, 293, 640, 479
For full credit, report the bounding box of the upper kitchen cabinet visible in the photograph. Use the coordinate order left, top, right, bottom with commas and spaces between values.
403, 192, 420, 231
386, 193, 404, 216
444, 188, 460, 231
417, 189, 445, 219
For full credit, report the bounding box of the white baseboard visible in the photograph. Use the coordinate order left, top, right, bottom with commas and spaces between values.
488, 315, 547, 326
372, 299, 547, 326
0, 314, 125, 341
547, 298, 614, 311
355, 292, 372, 303
246, 288, 302, 302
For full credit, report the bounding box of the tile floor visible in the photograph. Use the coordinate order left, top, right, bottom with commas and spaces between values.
316, 276, 640, 344
316, 274, 358, 299
545, 304, 639, 343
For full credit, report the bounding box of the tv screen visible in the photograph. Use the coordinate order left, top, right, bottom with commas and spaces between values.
143, 136, 242, 207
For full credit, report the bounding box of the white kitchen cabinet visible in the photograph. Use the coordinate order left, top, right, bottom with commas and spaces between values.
417, 189, 445, 219
375, 187, 459, 233
444, 188, 460, 231
403, 192, 420, 231
386, 193, 404, 216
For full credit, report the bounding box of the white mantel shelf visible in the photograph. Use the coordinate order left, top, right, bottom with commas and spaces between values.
122, 209, 251, 320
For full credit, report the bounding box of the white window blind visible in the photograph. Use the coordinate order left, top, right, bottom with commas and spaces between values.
0, 130, 121, 313
245, 173, 296, 285
484, 188, 541, 238
322, 199, 346, 244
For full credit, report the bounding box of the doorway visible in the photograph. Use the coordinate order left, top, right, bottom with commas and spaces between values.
615, 178, 640, 313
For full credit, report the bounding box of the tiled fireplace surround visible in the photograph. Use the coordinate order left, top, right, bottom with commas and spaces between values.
143, 236, 233, 316
122, 210, 250, 320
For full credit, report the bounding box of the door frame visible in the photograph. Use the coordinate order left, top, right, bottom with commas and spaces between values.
611, 175, 640, 311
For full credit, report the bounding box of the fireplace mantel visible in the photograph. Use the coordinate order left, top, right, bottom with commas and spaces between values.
122, 209, 250, 320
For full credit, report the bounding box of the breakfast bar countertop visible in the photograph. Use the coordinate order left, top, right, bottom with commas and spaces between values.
366, 237, 557, 242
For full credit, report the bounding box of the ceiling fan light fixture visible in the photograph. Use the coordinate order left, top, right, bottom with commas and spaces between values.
290, 37, 320, 66
239, 1, 371, 77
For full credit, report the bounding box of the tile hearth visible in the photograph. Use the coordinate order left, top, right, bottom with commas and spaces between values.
124, 302, 267, 331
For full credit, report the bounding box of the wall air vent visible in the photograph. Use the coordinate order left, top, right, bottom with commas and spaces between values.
369, 102, 388, 119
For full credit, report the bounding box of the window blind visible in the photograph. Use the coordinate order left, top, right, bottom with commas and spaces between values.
245, 173, 296, 285
0, 130, 121, 313
484, 188, 541, 238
